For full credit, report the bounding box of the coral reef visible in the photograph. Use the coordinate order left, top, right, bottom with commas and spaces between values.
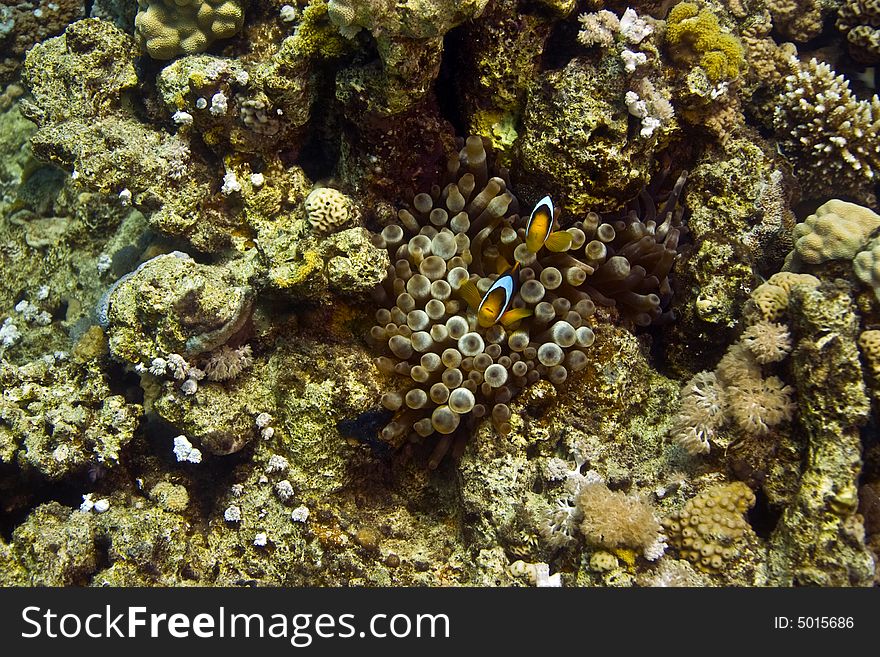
0, 0, 85, 84
837, 0, 880, 63
102, 252, 254, 365
767, 282, 875, 585
665, 2, 745, 83
670, 319, 795, 455
0, 355, 142, 479
772, 59, 880, 204
662, 481, 755, 573
787, 199, 880, 269
1, 0, 878, 591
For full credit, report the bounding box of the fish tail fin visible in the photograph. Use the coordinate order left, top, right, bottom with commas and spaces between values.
544, 231, 574, 252
457, 279, 484, 312
499, 307, 534, 328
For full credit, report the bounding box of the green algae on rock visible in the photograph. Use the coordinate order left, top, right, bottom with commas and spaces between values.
103, 252, 254, 364
516, 57, 674, 213
767, 282, 875, 586
0, 356, 142, 479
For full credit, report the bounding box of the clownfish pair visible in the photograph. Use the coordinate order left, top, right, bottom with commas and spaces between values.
457, 196, 571, 327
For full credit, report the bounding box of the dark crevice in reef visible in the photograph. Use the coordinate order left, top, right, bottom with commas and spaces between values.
0, 465, 85, 541
859, 416, 880, 485
540, 14, 581, 72
135, 413, 256, 522
436, 25, 469, 138
747, 486, 781, 539
297, 77, 343, 181
104, 359, 145, 404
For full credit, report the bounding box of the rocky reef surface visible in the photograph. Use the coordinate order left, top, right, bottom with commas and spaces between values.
0, 0, 878, 587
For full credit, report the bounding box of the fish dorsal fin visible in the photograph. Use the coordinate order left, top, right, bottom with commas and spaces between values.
494, 255, 512, 274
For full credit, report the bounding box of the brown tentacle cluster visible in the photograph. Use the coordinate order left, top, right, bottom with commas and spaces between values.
369, 137, 685, 466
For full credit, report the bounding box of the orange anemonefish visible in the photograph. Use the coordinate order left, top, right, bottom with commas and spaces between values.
459, 262, 534, 328
526, 196, 573, 253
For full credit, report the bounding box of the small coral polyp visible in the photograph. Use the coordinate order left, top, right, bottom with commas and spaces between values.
370, 136, 685, 466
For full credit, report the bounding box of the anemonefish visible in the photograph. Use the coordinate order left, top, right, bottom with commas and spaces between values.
525, 196, 573, 253
458, 262, 534, 328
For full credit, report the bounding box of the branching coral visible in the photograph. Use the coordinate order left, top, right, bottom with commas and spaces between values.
772, 60, 880, 203
369, 136, 686, 466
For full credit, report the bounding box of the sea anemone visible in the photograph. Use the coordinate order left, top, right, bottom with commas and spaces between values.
369, 136, 686, 466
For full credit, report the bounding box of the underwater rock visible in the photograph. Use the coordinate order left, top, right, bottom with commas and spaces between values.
263, 226, 389, 301
0, 356, 142, 479
767, 281, 875, 585
20, 19, 199, 200
327, 0, 489, 40
153, 363, 275, 455
2, 502, 97, 586
157, 53, 311, 157
450, 0, 554, 164
104, 252, 254, 364
336, 35, 445, 117
516, 57, 672, 212
330, 0, 490, 117
0, 0, 85, 85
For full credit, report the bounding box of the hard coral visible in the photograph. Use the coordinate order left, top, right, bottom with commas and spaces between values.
305, 187, 358, 234
665, 2, 745, 83
135, 0, 245, 60
662, 482, 756, 573
786, 199, 880, 270
838, 0, 880, 63
773, 60, 880, 204
370, 136, 686, 466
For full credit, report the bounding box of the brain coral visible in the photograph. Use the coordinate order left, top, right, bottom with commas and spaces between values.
786, 199, 880, 270
838, 0, 880, 63
370, 136, 685, 466
305, 187, 358, 234
662, 481, 756, 573
135, 0, 245, 59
